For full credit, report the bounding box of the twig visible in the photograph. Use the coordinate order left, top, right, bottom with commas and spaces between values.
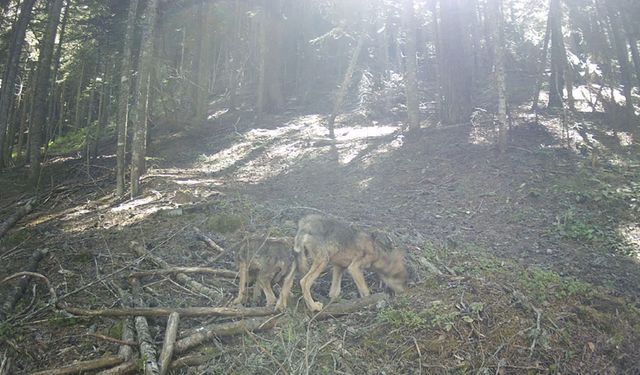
194, 227, 226, 253
88, 333, 137, 347
130, 267, 237, 280
30, 355, 123, 375
62, 305, 276, 318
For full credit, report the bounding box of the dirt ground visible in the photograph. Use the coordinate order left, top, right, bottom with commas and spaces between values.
1, 106, 639, 374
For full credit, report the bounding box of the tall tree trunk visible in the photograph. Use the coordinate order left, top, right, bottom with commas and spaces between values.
439, 0, 473, 124
92, 64, 110, 160
28, 0, 65, 189
621, 13, 640, 89
605, 1, 635, 118
130, 0, 158, 198
256, 0, 284, 121
116, 0, 139, 196
327, 32, 366, 138
430, 0, 443, 120
15, 67, 35, 165
532, 11, 551, 111
0, 0, 38, 167
46, 0, 71, 144
193, 1, 212, 122
547, 0, 566, 109
404, 0, 420, 130
490, 0, 508, 152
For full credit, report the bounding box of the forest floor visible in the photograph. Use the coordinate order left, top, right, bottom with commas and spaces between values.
1, 105, 640, 374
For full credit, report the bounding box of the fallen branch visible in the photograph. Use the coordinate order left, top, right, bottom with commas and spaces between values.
88, 333, 137, 347
159, 312, 180, 375
130, 241, 221, 301
0, 249, 49, 322
30, 355, 123, 375
175, 315, 280, 354
130, 267, 237, 280
194, 227, 225, 253
62, 305, 276, 318
0, 200, 33, 240
130, 278, 160, 375
94, 360, 138, 375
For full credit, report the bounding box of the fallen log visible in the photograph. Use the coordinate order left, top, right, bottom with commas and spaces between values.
0, 249, 48, 322
130, 278, 160, 375
0, 200, 33, 240
30, 355, 123, 375
130, 241, 222, 301
194, 227, 225, 253
130, 267, 237, 280
174, 316, 280, 354
62, 305, 276, 318
159, 312, 180, 375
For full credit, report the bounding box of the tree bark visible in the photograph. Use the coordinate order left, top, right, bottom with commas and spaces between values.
490, 0, 508, 152
46, 0, 71, 145
438, 0, 474, 124
0, 0, 37, 167
29, 0, 65, 189
130, 0, 158, 197
605, 1, 635, 118
404, 0, 420, 130
116, 0, 139, 196
327, 32, 366, 138
621, 12, 640, 89
547, 0, 566, 109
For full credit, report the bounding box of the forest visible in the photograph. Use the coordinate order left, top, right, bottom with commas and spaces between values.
0, 0, 639, 373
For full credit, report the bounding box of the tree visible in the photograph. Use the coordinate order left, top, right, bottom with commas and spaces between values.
548, 0, 568, 109
438, 0, 474, 124
0, 0, 38, 167
116, 0, 139, 196
490, 0, 508, 152
28, 0, 66, 188
130, 0, 159, 198
403, 0, 420, 130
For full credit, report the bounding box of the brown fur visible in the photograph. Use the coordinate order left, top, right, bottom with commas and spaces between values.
294, 214, 407, 312
232, 235, 295, 308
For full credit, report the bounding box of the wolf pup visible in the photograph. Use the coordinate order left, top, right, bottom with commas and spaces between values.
232, 235, 295, 307
294, 214, 407, 312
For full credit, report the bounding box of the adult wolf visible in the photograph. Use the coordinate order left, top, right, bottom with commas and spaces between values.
294, 214, 407, 312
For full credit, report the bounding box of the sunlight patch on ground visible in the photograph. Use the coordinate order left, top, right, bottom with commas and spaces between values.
111, 194, 158, 213
174, 178, 223, 186
334, 125, 399, 141
619, 225, 640, 258
159, 114, 406, 185
197, 141, 255, 173
605, 131, 635, 147
361, 134, 404, 166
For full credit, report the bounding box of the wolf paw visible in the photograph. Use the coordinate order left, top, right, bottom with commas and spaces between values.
307, 301, 324, 312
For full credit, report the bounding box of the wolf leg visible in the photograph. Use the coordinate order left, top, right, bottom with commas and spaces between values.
300, 256, 328, 311
329, 266, 345, 301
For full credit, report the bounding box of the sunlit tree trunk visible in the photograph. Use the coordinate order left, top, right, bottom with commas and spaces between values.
438, 0, 473, 124
404, 0, 420, 130
490, 0, 508, 152
28, 0, 65, 189
531, 12, 550, 111
327, 32, 366, 138
0, 0, 37, 167
621, 13, 640, 89
193, 1, 212, 122
116, 0, 139, 196
46, 0, 71, 145
130, 0, 158, 198
15, 66, 35, 166
548, 0, 566, 109
605, 0, 635, 118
